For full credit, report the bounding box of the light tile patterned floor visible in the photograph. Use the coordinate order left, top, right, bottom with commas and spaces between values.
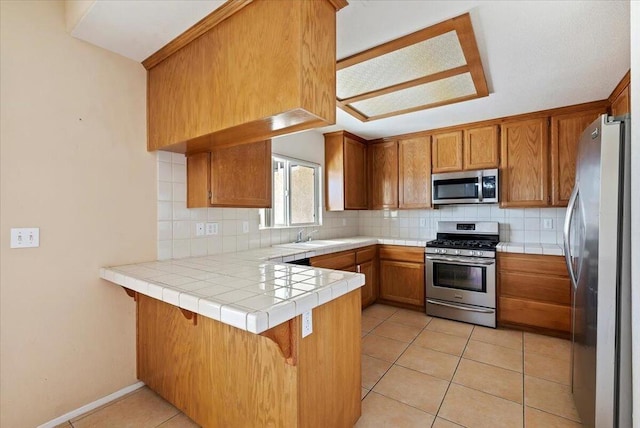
58, 304, 581, 427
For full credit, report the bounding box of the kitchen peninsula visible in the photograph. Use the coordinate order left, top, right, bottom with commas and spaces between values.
100, 239, 375, 428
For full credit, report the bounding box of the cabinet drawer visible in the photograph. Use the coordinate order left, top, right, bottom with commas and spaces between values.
356, 246, 377, 264
310, 250, 356, 270
379, 246, 424, 263
500, 271, 570, 305
499, 253, 568, 277
499, 297, 570, 333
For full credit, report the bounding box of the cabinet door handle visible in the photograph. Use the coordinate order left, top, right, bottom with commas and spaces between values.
356, 265, 361, 273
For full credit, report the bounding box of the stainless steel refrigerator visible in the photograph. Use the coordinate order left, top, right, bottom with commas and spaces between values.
563, 114, 632, 428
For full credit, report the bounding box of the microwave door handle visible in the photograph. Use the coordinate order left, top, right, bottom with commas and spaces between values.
563, 185, 579, 290
477, 170, 483, 202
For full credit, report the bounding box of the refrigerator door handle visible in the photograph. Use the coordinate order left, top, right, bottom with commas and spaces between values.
563, 185, 579, 290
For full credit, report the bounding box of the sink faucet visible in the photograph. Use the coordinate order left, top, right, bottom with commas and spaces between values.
295, 229, 305, 243
306, 230, 319, 241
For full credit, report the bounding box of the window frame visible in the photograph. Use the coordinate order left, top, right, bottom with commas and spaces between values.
260, 154, 322, 229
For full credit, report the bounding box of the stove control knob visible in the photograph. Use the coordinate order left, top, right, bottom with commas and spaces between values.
440, 249, 447, 254
476, 251, 483, 257
454, 250, 460, 255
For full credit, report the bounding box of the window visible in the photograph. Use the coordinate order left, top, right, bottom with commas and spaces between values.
259, 155, 321, 228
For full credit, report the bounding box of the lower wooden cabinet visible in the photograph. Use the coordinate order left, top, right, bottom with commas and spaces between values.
378, 245, 425, 310
498, 252, 571, 338
310, 249, 355, 271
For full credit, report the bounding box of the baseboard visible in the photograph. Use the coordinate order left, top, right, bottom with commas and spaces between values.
37, 381, 145, 428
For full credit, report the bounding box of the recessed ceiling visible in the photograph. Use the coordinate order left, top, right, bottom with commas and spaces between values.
336, 13, 488, 121
68, 0, 631, 140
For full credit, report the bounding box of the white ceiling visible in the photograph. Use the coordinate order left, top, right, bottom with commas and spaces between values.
70, 0, 631, 140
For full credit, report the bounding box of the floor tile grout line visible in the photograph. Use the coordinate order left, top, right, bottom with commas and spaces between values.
525, 403, 583, 424
154, 410, 183, 427
432, 324, 475, 421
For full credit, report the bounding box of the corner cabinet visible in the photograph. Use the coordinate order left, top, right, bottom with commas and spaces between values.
368, 142, 398, 209
378, 246, 425, 310
499, 118, 549, 207
324, 131, 368, 211
186, 140, 271, 208
550, 109, 604, 206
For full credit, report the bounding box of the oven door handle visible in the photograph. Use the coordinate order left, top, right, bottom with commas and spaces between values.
425, 255, 495, 266
426, 299, 495, 314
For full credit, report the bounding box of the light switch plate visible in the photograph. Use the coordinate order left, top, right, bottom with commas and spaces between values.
542, 218, 554, 230
10, 228, 40, 248
206, 223, 218, 235
419, 218, 427, 227
242, 221, 249, 234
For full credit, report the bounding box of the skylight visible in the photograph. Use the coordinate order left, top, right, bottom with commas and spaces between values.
336, 13, 488, 121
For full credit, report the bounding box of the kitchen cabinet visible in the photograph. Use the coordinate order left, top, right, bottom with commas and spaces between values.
609, 71, 630, 116
368, 142, 398, 209
146, 0, 343, 153
398, 137, 432, 209
550, 108, 604, 206
463, 125, 499, 170
497, 253, 571, 338
324, 131, 368, 211
310, 246, 377, 309
356, 246, 378, 308
431, 131, 463, 173
186, 140, 271, 208
378, 246, 425, 310
499, 118, 549, 207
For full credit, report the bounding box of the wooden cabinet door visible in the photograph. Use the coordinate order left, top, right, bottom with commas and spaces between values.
464, 125, 499, 170
500, 119, 549, 207
369, 142, 398, 209
358, 260, 377, 308
310, 250, 356, 271
187, 152, 211, 208
379, 260, 425, 307
343, 137, 368, 209
431, 131, 463, 173
550, 109, 603, 206
398, 137, 431, 209
610, 85, 629, 116
210, 140, 272, 207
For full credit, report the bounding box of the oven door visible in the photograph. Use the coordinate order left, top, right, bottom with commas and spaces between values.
425, 255, 496, 309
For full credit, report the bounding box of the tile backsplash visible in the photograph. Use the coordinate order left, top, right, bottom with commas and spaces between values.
157, 152, 566, 259
358, 205, 566, 244
157, 152, 358, 260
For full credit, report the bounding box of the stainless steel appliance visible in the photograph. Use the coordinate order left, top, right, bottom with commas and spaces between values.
425, 221, 499, 327
563, 114, 631, 427
431, 168, 498, 205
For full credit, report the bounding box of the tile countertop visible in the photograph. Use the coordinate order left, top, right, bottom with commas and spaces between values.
496, 242, 564, 256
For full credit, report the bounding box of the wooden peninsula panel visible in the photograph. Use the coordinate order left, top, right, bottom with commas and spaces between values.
136, 290, 361, 427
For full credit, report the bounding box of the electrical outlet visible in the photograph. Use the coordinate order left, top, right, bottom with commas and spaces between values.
342, 219, 347, 226
542, 218, 554, 230
195, 223, 205, 236
242, 221, 249, 234
10, 228, 40, 248
419, 218, 427, 227
302, 310, 313, 338
205, 222, 218, 235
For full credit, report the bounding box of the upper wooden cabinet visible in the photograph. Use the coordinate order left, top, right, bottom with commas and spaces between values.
186, 140, 271, 208
324, 131, 368, 211
550, 109, 604, 206
500, 118, 549, 207
146, 0, 342, 153
431, 131, 463, 173
464, 125, 499, 170
368, 142, 398, 209
609, 71, 630, 116
398, 137, 431, 209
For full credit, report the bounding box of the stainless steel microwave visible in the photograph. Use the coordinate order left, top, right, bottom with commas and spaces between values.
431, 169, 499, 205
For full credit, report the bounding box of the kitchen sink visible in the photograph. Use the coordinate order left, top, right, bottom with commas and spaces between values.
274, 240, 347, 250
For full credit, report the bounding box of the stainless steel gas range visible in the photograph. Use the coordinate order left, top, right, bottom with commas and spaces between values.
425, 221, 499, 328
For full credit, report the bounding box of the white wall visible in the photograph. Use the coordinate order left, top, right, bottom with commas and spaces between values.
156, 130, 359, 260
0, 1, 155, 426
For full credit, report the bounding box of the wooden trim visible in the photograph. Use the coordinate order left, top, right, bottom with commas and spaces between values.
260, 319, 298, 366
369, 99, 609, 144
608, 70, 630, 103
326, 0, 349, 11
364, 94, 482, 122
337, 101, 370, 122
123, 287, 136, 300
455, 14, 488, 97
339, 65, 469, 104
322, 129, 368, 144
179, 308, 198, 326
142, 0, 254, 69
